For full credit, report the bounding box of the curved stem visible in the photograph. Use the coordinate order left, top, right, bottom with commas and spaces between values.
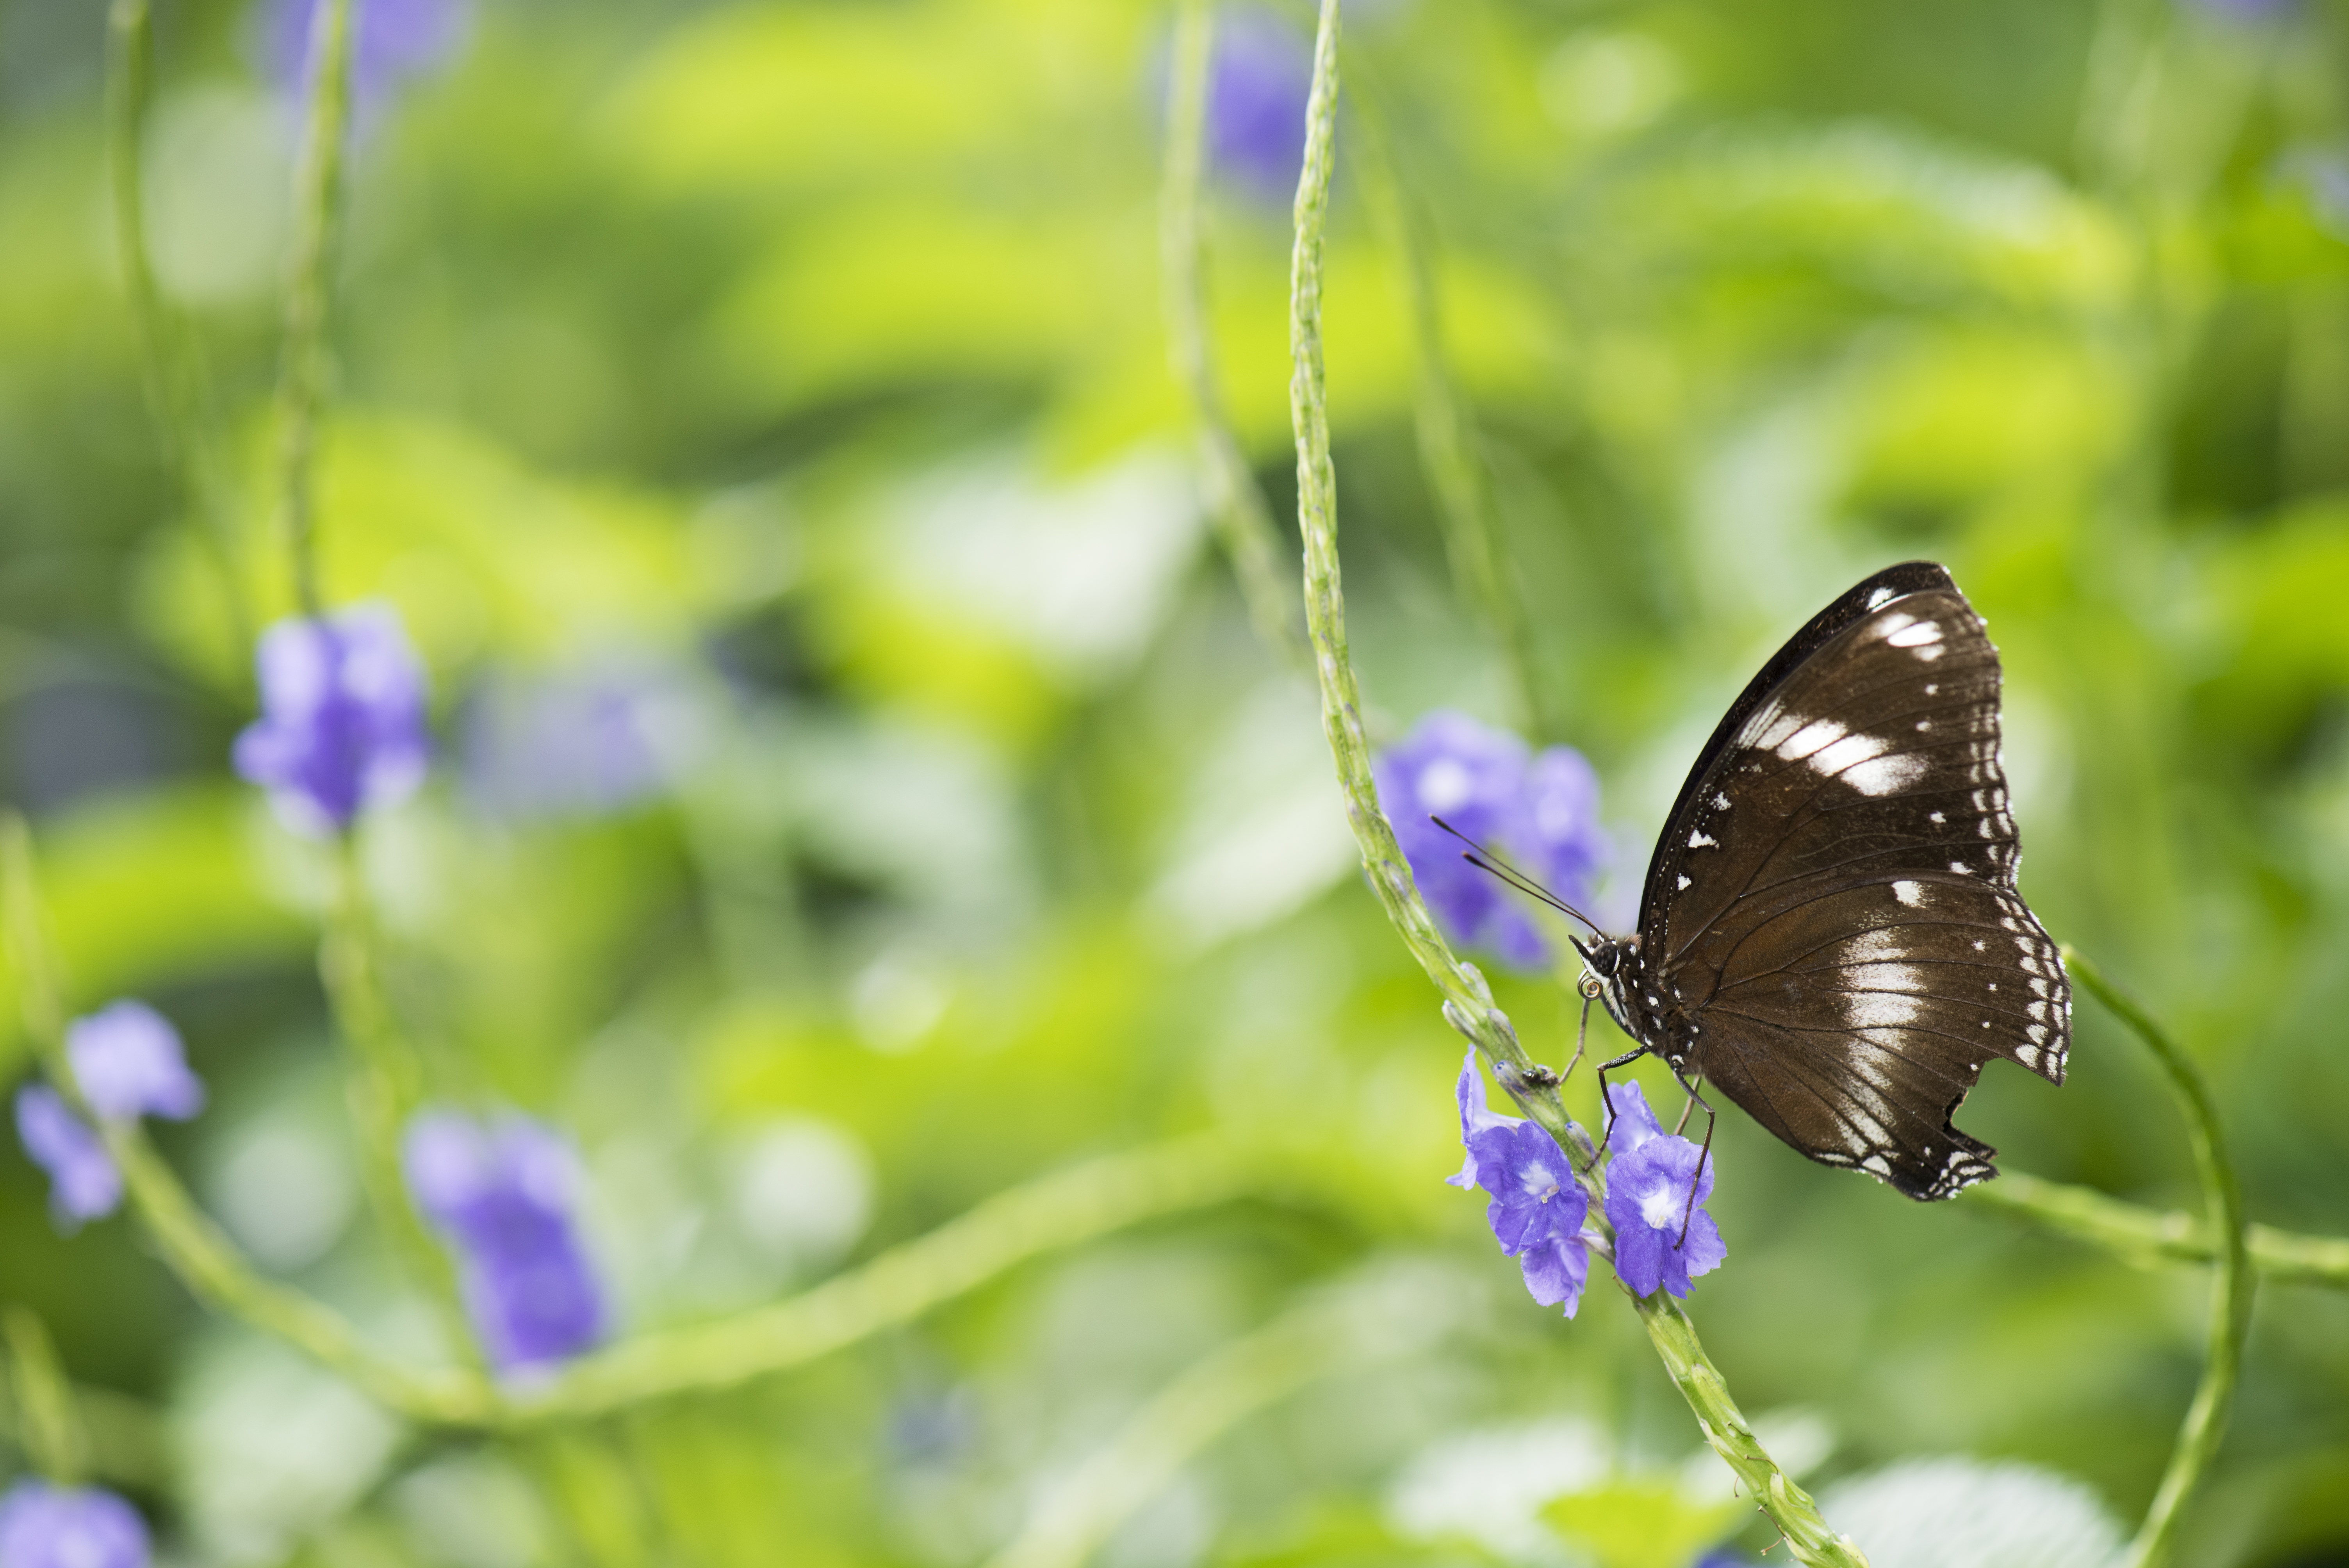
983, 1270, 1442, 1568
514, 1134, 1250, 1420
1162, 0, 1304, 663
1283, 12, 1862, 1563
0, 816, 492, 1428
105, 0, 255, 668
275, 0, 358, 618
1283, 0, 1543, 1125
1967, 1169, 2347, 1289
1348, 78, 1542, 739
2, 1307, 89, 1484
322, 838, 488, 1382
2064, 951, 2252, 1568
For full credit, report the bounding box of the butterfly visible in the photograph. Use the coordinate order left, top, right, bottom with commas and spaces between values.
1469, 561, 2069, 1201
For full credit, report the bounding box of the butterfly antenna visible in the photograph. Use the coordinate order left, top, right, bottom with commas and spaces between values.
1429, 816, 1605, 937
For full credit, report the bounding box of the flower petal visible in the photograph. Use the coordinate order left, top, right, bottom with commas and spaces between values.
67, 1001, 204, 1123
1602, 1080, 1666, 1158
1517, 1235, 1589, 1315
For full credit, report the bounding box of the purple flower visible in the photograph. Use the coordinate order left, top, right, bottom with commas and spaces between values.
67, 1001, 203, 1123
1447, 1051, 1590, 1316
1373, 712, 1607, 970
461, 659, 680, 821
13, 1087, 121, 1229
266, 0, 471, 128
1601, 1082, 1725, 1300
2181, 0, 2296, 21
0, 1480, 149, 1568
1208, 7, 1312, 201
233, 605, 430, 835
405, 1112, 608, 1373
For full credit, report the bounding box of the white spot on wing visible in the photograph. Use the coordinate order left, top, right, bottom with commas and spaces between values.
1893, 881, 1924, 907
1840, 751, 1930, 796
1887, 620, 1944, 649
1688, 830, 1716, 849
1676, 875, 1691, 890
1842, 982, 1927, 1031
1866, 586, 1895, 609
1775, 716, 1849, 761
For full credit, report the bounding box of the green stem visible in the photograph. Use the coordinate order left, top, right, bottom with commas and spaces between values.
2064, 951, 2252, 1568
0, 816, 491, 1428
275, 0, 358, 619
2, 1307, 89, 1484
1634, 1294, 1866, 1567
1283, 11, 1862, 1562
515, 1134, 1249, 1420
323, 838, 490, 1383
105, 0, 255, 669
1967, 1169, 2348, 1289
1162, 0, 1304, 663
1349, 80, 1542, 739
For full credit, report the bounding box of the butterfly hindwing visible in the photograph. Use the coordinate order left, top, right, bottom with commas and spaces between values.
1632, 563, 2070, 1199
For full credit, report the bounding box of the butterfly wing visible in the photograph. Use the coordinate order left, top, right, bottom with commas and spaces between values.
1643, 563, 2069, 1200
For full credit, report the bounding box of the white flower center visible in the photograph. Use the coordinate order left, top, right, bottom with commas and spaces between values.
1518, 1161, 1561, 1203
1638, 1184, 1682, 1230
1418, 758, 1475, 813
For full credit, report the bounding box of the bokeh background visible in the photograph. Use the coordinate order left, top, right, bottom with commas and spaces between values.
2, 0, 2348, 1561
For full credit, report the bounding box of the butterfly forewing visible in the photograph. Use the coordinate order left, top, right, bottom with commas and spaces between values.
1637, 565, 2070, 1200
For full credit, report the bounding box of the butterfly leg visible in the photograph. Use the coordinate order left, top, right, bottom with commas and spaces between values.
1670, 1071, 1717, 1249
1583, 1046, 1651, 1172
1559, 991, 1593, 1085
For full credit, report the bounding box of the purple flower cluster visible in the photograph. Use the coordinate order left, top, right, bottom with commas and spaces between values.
462, 659, 675, 821
14, 1090, 119, 1230
266, 0, 471, 126
1207, 6, 1312, 202
0, 1480, 148, 1568
1600, 1081, 1726, 1299
233, 605, 430, 836
68, 1002, 205, 1123
12, 1002, 204, 1230
1374, 712, 1607, 970
404, 1112, 608, 1373
1448, 1051, 1590, 1315
1447, 1058, 1724, 1313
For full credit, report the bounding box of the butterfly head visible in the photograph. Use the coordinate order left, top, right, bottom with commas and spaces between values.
1570, 934, 1663, 1057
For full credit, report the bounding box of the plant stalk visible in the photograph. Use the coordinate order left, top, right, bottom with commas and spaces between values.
274, 0, 359, 618
2065, 951, 2252, 1568
1162, 0, 1305, 663
1283, 9, 1862, 1561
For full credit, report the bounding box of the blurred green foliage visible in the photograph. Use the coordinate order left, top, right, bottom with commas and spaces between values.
2, 0, 2349, 1563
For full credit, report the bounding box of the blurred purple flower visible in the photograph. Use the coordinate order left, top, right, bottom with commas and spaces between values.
67, 1001, 203, 1123
0, 1480, 149, 1568
405, 1111, 608, 1373
2180, 0, 2296, 21
461, 659, 681, 821
1373, 711, 1607, 971
266, 0, 471, 126
1601, 1081, 1725, 1300
233, 604, 430, 835
1208, 6, 1312, 201
2290, 146, 2349, 241
1447, 1050, 1590, 1316
13, 1087, 121, 1229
